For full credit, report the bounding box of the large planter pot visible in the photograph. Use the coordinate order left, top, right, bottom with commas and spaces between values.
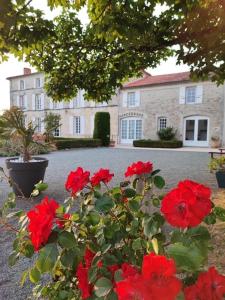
216, 171, 225, 188
6, 157, 48, 197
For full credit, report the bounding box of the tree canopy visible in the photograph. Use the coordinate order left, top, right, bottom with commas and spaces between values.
1, 0, 225, 102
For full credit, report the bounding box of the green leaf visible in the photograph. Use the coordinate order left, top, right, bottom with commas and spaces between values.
60, 249, 78, 268
88, 266, 98, 283
204, 212, 216, 224
8, 251, 19, 266
154, 176, 165, 189
128, 199, 140, 212
58, 231, 76, 249
167, 242, 204, 272
34, 181, 48, 192
87, 211, 101, 226
214, 206, 225, 221
151, 169, 161, 176
95, 195, 114, 213
20, 270, 28, 287
29, 267, 41, 283
36, 244, 59, 273
132, 238, 143, 251
94, 277, 113, 297
123, 188, 136, 198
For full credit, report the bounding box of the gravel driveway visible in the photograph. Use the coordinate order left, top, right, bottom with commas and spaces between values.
0, 147, 217, 299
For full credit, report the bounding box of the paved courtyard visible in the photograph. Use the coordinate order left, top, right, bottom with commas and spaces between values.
0, 147, 218, 299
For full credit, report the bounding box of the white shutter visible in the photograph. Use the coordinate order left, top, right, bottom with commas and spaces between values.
122, 92, 127, 107
69, 116, 74, 135
136, 91, 140, 106
16, 95, 20, 107
179, 86, 186, 104
69, 99, 74, 109
32, 94, 36, 110
24, 95, 28, 110
41, 117, 45, 133
81, 116, 85, 134
196, 85, 203, 103
41, 94, 45, 110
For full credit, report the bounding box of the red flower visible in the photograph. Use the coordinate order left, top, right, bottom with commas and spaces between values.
76, 248, 95, 299
56, 213, 71, 229
121, 263, 139, 279
125, 161, 153, 177
27, 197, 59, 251
115, 253, 181, 300
65, 167, 90, 196
90, 168, 114, 187
161, 180, 212, 228
184, 267, 225, 300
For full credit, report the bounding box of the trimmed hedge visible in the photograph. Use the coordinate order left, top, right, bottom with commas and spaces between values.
54, 138, 102, 150
133, 139, 183, 148
93, 112, 110, 146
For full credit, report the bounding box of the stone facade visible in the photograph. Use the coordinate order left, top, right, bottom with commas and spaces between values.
7, 69, 225, 147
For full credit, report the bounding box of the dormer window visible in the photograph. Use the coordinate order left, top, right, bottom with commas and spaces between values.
127, 92, 136, 107
20, 80, 25, 90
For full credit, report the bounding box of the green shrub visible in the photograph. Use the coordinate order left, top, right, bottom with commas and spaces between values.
93, 112, 110, 146
133, 139, 183, 148
157, 127, 176, 141
54, 138, 102, 150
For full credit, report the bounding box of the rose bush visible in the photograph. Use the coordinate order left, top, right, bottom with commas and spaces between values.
1, 161, 225, 300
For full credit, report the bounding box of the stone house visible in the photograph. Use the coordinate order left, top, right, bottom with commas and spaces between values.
7, 68, 225, 147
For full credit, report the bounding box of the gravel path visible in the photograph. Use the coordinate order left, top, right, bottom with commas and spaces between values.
0, 147, 217, 299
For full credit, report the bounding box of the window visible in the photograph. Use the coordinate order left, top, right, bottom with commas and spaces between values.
158, 117, 167, 130
20, 80, 25, 90
23, 115, 27, 127
35, 118, 42, 133
53, 128, 60, 137
73, 116, 81, 134
127, 92, 136, 107
36, 78, 41, 88
53, 102, 58, 109
185, 86, 197, 104
19, 95, 25, 109
35, 94, 42, 110
121, 118, 142, 143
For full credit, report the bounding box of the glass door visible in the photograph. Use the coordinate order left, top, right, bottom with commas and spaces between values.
184, 117, 209, 147
121, 118, 142, 144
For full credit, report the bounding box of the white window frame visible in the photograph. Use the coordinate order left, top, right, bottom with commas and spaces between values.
73, 116, 81, 135
35, 117, 42, 133
35, 78, 41, 88
19, 95, 25, 109
20, 80, 25, 90
183, 116, 209, 147
35, 94, 42, 110
185, 86, 197, 104
53, 127, 60, 137
120, 117, 143, 144
127, 92, 136, 107
158, 117, 167, 131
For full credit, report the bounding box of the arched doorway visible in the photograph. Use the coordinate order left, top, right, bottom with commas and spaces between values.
183, 116, 209, 147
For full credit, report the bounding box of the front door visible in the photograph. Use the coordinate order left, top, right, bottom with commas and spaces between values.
121, 118, 142, 144
183, 116, 209, 147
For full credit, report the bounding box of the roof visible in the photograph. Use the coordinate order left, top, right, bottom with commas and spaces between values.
6, 71, 42, 80
123, 71, 191, 89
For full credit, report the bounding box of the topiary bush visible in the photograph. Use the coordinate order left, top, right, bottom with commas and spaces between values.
157, 127, 176, 141
133, 139, 183, 148
93, 112, 110, 146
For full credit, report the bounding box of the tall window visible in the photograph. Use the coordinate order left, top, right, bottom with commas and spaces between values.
35, 94, 42, 110
185, 86, 197, 104
19, 95, 25, 109
73, 116, 81, 134
36, 78, 41, 88
35, 117, 42, 133
127, 92, 136, 107
20, 80, 25, 90
158, 117, 167, 130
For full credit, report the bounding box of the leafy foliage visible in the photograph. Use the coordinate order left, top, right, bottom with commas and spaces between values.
157, 127, 177, 141
93, 112, 110, 146
43, 112, 61, 142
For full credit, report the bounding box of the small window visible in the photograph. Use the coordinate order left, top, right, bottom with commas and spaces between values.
158, 117, 167, 130
127, 92, 136, 107
35, 117, 42, 133
185, 86, 197, 104
36, 78, 41, 88
53, 127, 60, 137
35, 94, 42, 110
73, 116, 81, 134
19, 95, 25, 109
20, 80, 25, 90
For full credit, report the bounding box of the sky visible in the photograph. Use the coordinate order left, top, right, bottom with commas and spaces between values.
0, 1, 189, 110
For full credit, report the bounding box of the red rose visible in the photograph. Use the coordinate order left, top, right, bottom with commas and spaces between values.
115, 253, 181, 300
161, 180, 212, 228
121, 262, 139, 279
27, 197, 59, 251
184, 267, 225, 300
76, 248, 95, 299
125, 161, 153, 177
65, 167, 90, 196
90, 168, 114, 187
56, 213, 71, 229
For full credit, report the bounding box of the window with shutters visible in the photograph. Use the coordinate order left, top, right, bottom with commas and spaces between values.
158, 117, 167, 130
36, 78, 41, 88
35, 94, 42, 110
19, 95, 25, 109
185, 86, 197, 104
35, 117, 42, 133
127, 92, 136, 107
73, 116, 81, 134
19, 80, 25, 90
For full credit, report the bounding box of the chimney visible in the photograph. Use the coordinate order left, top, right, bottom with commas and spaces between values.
23, 68, 31, 75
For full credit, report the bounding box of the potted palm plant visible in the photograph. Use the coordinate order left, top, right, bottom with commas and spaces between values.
1, 107, 50, 197
209, 156, 225, 188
